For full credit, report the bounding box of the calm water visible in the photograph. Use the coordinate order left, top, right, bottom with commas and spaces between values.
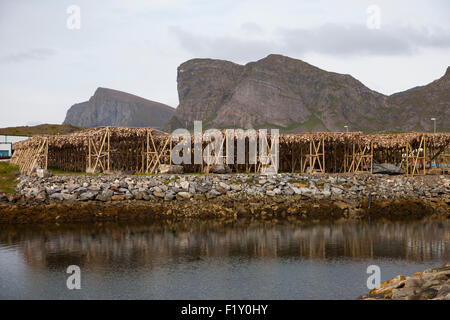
0, 219, 448, 300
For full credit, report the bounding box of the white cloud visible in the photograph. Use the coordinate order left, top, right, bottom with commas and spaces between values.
171, 23, 450, 59
1, 0, 450, 127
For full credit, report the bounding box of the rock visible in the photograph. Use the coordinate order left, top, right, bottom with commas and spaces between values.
215, 187, 227, 195
218, 182, 231, 190
391, 287, 417, 299
73, 187, 87, 194
404, 278, 424, 288
362, 265, 450, 300
291, 187, 302, 195
206, 189, 221, 199
63, 87, 174, 128
423, 279, 443, 288
35, 192, 47, 202
111, 194, 125, 201
411, 288, 438, 300
282, 188, 294, 196
331, 187, 343, 195
207, 164, 231, 174
50, 193, 64, 201
119, 181, 128, 189
196, 185, 209, 193
435, 285, 450, 298
180, 181, 190, 190
153, 192, 165, 198
124, 193, 134, 200
165, 54, 444, 133
79, 192, 97, 201
87, 185, 102, 192
96, 190, 113, 202
62, 193, 77, 201
142, 193, 151, 201
164, 193, 175, 201
350, 184, 365, 192
159, 164, 184, 174
372, 163, 405, 175
35, 169, 52, 178
135, 192, 145, 200
177, 192, 191, 199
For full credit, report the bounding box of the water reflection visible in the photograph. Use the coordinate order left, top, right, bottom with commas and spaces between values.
0, 220, 448, 272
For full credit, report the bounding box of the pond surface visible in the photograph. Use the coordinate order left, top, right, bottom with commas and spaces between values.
0, 219, 448, 299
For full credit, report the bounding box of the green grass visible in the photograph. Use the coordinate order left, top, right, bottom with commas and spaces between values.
0, 124, 84, 136
49, 167, 86, 175
288, 179, 308, 185
246, 178, 259, 184
303, 114, 325, 132
0, 162, 20, 194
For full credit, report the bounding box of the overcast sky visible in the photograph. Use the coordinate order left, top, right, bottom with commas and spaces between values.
0, 0, 449, 128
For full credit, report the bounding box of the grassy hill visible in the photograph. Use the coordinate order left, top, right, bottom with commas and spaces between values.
0, 124, 84, 136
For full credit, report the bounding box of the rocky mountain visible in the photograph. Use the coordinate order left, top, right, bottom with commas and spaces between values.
165, 54, 449, 133
63, 87, 174, 128
387, 67, 450, 132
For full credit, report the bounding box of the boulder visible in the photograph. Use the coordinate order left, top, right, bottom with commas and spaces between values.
372, 163, 405, 175
159, 164, 184, 174
49, 193, 64, 201
79, 191, 97, 201
206, 164, 230, 174
35, 169, 52, 178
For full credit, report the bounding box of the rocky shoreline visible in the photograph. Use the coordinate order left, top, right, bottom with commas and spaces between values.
0, 173, 449, 223
359, 263, 450, 300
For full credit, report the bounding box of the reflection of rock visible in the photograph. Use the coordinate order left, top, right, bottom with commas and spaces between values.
372, 163, 404, 175
2, 220, 448, 272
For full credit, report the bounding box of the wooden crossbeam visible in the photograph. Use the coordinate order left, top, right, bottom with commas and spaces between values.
87, 128, 110, 173
13, 138, 48, 174
145, 129, 171, 174
347, 142, 373, 173
257, 133, 278, 173
204, 133, 227, 174
406, 136, 426, 176
306, 135, 325, 174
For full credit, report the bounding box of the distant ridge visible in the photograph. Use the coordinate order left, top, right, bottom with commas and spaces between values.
0, 124, 84, 136
63, 87, 174, 128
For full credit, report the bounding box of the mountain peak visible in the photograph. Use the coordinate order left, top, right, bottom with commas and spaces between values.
64, 88, 174, 128
445, 66, 450, 78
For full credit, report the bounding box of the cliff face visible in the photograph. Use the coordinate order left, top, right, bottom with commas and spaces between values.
165, 54, 449, 133
63, 88, 174, 128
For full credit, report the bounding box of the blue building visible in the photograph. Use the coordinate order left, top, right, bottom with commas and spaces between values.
0, 135, 29, 159
0, 143, 12, 158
